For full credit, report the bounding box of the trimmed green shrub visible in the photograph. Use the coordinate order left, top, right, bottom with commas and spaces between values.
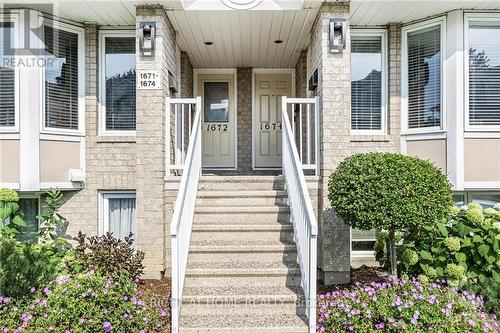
317, 276, 498, 333
67, 231, 145, 279
0, 272, 167, 332
0, 238, 62, 298
328, 153, 452, 274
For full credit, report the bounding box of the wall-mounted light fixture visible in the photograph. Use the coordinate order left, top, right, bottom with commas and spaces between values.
329, 18, 347, 52
139, 22, 156, 57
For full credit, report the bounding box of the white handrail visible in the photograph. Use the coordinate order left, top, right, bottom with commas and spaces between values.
169, 96, 202, 333
282, 96, 318, 333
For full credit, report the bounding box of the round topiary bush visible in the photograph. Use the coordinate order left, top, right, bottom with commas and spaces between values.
328, 153, 452, 274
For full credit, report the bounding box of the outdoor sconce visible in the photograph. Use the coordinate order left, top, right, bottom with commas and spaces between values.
139, 22, 156, 57
329, 18, 347, 52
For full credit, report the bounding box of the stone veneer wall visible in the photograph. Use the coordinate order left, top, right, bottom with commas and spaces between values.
236, 68, 253, 173
58, 24, 137, 238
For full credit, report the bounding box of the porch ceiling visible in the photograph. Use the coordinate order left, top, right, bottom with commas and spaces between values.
351, 0, 500, 26
167, 9, 319, 68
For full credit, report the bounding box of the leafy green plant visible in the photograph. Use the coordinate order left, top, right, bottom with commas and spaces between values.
0, 272, 167, 332
393, 203, 500, 286
0, 238, 61, 298
67, 231, 145, 279
328, 153, 452, 275
0, 188, 27, 238
464, 277, 500, 317
317, 276, 498, 333
37, 189, 68, 248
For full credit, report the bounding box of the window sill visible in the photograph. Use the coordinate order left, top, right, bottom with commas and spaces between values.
96, 136, 136, 143
350, 135, 392, 143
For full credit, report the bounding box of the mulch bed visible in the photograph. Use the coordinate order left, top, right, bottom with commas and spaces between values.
140, 279, 172, 332
317, 265, 388, 295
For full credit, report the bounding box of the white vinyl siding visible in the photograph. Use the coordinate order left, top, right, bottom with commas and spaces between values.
350, 30, 387, 134
466, 19, 500, 128
100, 31, 136, 135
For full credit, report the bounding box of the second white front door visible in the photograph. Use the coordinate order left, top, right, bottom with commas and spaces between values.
198, 73, 236, 169
254, 73, 293, 168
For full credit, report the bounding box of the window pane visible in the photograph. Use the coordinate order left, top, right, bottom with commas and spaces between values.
407, 25, 441, 129
108, 197, 136, 247
352, 228, 377, 252
204, 82, 229, 122
0, 22, 15, 127
105, 37, 136, 131
44, 26, 79, 130
452, 193, 466, 207
18, 198, 39, 243
351, 36, 382, 131
470, 193, 500, 209
468, 22, 500, 126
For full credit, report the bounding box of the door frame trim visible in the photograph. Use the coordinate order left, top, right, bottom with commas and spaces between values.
194, 68, 238, 170
251, 68, 295, 170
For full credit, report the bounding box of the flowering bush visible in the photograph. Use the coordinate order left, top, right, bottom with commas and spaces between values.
375, 203, 500, 286
0, 272, 167, 332
317, 276, 498, 333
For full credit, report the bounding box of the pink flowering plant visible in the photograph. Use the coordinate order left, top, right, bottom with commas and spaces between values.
0, 272, 168, 332
317, 276, 498, 333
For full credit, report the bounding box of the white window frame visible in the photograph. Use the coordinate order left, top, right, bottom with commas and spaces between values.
98, 29, 136, 136
0, 12, 20, 133
401, 17, 447, 135
98, 191, 136, 237
350, 227, 377, 257
39, 18, 85, 136
454, 191, 500, 207
464, 12, 500, 132
350, 28, 388, 136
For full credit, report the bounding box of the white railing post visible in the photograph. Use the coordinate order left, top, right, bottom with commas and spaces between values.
314, 96, 320, 176
168, 97, 202, 333
282, 96, 318, 333
166, 97, 171, 177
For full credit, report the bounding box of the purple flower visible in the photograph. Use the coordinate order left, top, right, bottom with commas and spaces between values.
29, 287, 36, 293
375, 322, 385, 330
21, 313, 32, 324
103, 321, 112, 332
43, 288, 51, 296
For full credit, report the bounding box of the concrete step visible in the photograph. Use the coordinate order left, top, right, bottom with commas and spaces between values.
184, 261, 301, 288
194, 206, 290, 224
181, 286, 305, 315
191, 224, 294, 242
179, 314, 308, 333
188, 241, 297, 263
196, 190, 287, 207
199, 176, 285, 191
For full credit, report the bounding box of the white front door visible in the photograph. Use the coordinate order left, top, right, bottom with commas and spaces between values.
198, 73, 236, 168
254, 73, 293, 168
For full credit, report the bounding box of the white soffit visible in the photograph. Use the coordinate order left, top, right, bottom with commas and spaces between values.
168, 8, 319, 68
351, 0, 500, 26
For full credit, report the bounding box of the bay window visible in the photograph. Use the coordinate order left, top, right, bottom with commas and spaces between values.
100, 31, 136, 134
351, 31, 387, 134
403, 20, 443, 132
42, 22, 84, 133
466, 17, 500, 129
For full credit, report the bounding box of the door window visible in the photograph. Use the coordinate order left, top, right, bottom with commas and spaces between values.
204, 82, 229, 122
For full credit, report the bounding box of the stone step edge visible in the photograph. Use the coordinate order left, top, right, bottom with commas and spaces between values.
195, 206, 290, 213
186, 268, 301, 276
191, 225, 293, 232
197, 190, 287, 197
189, 244, 297, 253
179, 326, 308, 333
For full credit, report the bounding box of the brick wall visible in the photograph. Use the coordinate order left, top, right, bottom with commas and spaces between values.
135, 5, 177, 278
180, 52, 193, 98
58, 24, 137, 238
295, 51, 308, 98
236, 68, 253, 173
